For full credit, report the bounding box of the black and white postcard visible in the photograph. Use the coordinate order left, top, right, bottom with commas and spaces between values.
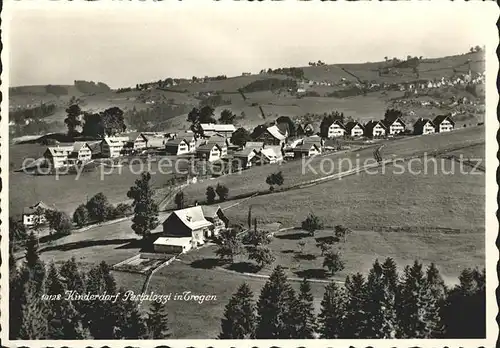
1, 1, 498, 347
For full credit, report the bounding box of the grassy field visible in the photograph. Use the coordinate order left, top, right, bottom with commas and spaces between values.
174, 126, 484, 208
145, 260, 328, 339
9, 143, 181, 217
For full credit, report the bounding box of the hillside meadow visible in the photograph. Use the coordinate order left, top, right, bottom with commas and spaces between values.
173, 126, 484, 207
9, 144, 182, 217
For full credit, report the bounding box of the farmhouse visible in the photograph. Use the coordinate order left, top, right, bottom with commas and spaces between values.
200, 123, 236, 137
201, 205, 229, 235
345, 121, 365, 137
244, 141, 264, 151
303, 123, 315, 135
153, 237, 193, 254
207, 135, 229, 157
254, 125, 288, 146
433, 115, 455, 133
364, 120, 387, 137
23, 201, 53, 227
130, 133, 149, 150
327, 120, 347, 138
254, 146, 283, 165
44, 145, 74, 168
68, 142, 92, 163
292, 143, 321, 158
232, 147, 259, 169
302, 136, 324, 150
383, 117, 406, 135
413, 118, 436, 135
101, 136, 129, 158
165, 138, 191, 155
196, 143, 224, 162
162, 206, 214, 246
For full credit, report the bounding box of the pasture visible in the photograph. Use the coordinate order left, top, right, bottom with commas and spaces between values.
9, 143, 182, 217
174, 126, 484, 207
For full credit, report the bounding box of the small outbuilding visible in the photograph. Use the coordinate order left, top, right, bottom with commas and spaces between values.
153, 237, 193, 254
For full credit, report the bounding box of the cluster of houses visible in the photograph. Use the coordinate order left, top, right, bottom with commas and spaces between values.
325, 114, 455, 138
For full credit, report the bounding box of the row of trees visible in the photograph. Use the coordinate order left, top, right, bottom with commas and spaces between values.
73, 193, 132, 228
74, 80, 111, 94
215, 219, 275, 269
220, 261, 486, 339
64, 104, 126, 138
240, 78, 298, 93
260, 67, 305, 79
10, 103, 57, 124
124, 103, 192, 132
9, 237, 170, 339
206, 183, 229, 204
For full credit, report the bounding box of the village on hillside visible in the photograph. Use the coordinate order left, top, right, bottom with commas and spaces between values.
8, 46, 488, 340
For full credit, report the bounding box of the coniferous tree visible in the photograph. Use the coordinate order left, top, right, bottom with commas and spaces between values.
318, 280, 346, 338
18, 286, 49, 339
24, 231, 46, 293
45, 263, 84, 339
363, 260, 398, 338
59, 257, 85, 292
343, 273, 367, 338
220, 283, 256, 339
441, 268, 486, 338
82, 262, 119, 338
256, 265, 297, 338
398, 261, 441, 338
127, 172, 159, 240
293, 278, 316, 338
115, 290, 147, 339
146, 300, 171, 339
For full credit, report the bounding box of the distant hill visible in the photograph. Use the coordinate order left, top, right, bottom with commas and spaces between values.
9, 51, 485, 135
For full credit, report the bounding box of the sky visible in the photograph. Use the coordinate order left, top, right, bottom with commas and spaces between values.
7, 1, 496, 89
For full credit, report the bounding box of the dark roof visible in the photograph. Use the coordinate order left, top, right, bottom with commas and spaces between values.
196, 143, 222, 153
23, 201, 54, 215
364, 120, 387, 133
433, 115, 455, 126
345, 121, 364, 131
293, 143, 319, 153
382, 117, 406, 128
413, 118, 435, 129
330, 120, 346, 130
165, 138, 188, 146
233, 148, 258, 157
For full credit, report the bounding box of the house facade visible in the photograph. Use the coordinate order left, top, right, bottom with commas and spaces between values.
254, 125, 288, 147
293, 144, 321, 158
196, 143, 223, 162
23, 201, 53, 227
165, 138, 191, 155
200, 124, 236, 138
232, 148, 259, 169
345, 122, 365, 137
162, 206, 214, 246
201, 206, 229, 236
328, 121, 346, 138
413, 118, 436, 135
433, 115, 455, 133
383, 118, 406, 135
364, 121, 387, 137
69, 142, 92, 163
101, 137, 129, 158
130, 134, 149, 151
44, 146, 74, 168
